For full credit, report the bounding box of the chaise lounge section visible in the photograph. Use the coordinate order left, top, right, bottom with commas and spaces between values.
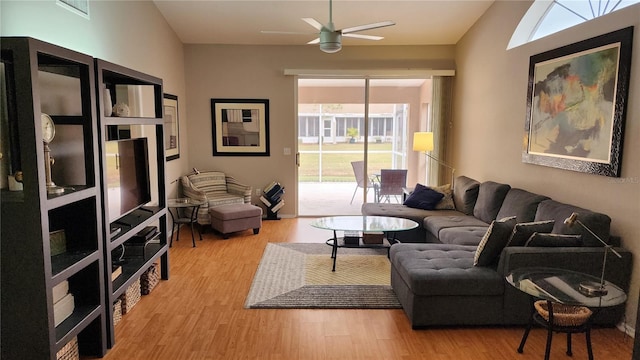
363, 176, 633, 327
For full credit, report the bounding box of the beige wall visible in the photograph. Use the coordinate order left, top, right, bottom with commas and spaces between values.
184, 44, 454, 214
1, 0, 189, 199
454, 1, 640, 331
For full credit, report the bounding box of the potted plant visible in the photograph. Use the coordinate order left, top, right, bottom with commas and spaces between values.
347, 128, 358, 143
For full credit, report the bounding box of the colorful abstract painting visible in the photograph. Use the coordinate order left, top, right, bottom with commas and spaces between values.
523, 27, 633, 177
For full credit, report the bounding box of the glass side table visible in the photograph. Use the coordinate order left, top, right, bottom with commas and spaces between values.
168, 198, 206, 247
506, 267, 627, 360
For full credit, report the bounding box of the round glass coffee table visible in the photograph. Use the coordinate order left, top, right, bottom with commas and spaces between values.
507, 267, 627, 360
310, 215, 418, 271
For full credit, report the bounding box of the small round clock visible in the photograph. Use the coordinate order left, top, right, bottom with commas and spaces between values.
41, 113, 55, 143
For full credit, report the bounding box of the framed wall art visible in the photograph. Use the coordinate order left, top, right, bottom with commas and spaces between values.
163, 93, 180, 161
522, 26, 633, 177
211, 98, 270, 156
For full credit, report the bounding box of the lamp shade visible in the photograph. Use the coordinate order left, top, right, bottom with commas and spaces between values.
413, 132, 434, 152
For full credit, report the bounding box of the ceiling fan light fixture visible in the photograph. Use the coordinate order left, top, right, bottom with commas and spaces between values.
319, 31, 342, 53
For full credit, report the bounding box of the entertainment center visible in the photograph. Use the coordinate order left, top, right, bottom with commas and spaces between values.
0, 37, 169, 358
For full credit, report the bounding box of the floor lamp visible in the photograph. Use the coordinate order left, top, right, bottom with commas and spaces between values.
413, 132, 455, 186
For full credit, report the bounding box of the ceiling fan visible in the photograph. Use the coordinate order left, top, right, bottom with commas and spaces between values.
261, 0, 395, 53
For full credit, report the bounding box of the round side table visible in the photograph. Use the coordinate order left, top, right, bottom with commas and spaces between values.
168, 198, 205, 247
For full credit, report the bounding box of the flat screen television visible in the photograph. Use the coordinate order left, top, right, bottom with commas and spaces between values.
105, 137, 151, 226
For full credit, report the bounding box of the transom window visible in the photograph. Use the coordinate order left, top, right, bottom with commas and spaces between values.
508, 0, 639, 49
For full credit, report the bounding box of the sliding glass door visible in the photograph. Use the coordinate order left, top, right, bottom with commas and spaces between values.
297, 77, 432, 216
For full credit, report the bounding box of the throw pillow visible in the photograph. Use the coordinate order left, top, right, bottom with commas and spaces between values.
525, 233, 583, 247
506, 220, 555, 247
403, 183, 444, 210
474, 216, 517, 266
432, 183, 456, 210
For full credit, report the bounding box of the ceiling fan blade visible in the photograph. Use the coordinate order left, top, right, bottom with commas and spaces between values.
261, 30, 317, 35
302, 18, 324, 31
307, 38, 321, 45
341, 21, 395, 34
342, 33, 383, 41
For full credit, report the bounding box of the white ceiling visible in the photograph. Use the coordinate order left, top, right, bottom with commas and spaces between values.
153, 0, 495, 46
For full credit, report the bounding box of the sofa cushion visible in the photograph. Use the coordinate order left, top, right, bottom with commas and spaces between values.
496, 188, 550, 223
535, 200, 611, 247
432, 183, 456, 210
403, 183, 444, 210
390, 243, 504, 296
506, 220, 555, 247
424, 215, 490, 239
362, 203, 462, 226
474, 216, 517, 266
473, 182, 511, 223
525, 233, 583, 247
453, 176, 480, 215
438, 227, 489, 246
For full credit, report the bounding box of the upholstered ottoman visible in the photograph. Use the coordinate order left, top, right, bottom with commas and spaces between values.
209, 203, 262, 239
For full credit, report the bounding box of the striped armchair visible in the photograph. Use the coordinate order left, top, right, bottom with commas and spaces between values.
180, 171, 252, 226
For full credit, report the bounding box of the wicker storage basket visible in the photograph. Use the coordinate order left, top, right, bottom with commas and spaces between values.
141, 262, 160, 295
121, 278, 141, 314
56, 336, 79, 360
534, 300, 592, 327
113, 299, 122, 326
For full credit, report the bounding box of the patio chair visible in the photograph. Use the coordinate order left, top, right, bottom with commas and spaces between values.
376, 169, 408, 203
350, 161, 375, 204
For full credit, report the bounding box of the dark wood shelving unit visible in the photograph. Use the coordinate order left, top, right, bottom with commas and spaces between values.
1, 37, 106, 359
95, 59, 169, 349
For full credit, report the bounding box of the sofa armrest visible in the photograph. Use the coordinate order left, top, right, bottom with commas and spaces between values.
497, 246, 633, 291
181, 176, 207, 202
226, 175, 252, 203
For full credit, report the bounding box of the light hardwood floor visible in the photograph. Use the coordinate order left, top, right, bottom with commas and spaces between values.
103, 218, 634, 359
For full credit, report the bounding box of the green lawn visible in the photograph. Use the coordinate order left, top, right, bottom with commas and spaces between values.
298, 142, 396, 182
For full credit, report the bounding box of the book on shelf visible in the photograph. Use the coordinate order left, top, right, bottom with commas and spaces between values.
343, 231, 361, 245
259, 195, 271, 207
270, 188, 285, 202
271, 200, 285, 212
53, 292, 75, 327
266, 184, 283, 199
52, 280, 69, 304
112, 265, 122, 281
264, 181, 278, 193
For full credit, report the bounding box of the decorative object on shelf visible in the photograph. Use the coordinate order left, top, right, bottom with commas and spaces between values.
41, 113, 64, 195
413, 131, 455, 186
112, 299, 122, 326
120, 278, 141, 314
211, 98, 270, 156
260, 181, 284, 220
55, 336, 79, 360
363, 231, 384, 244
103, 86, 113, 117
163, 93, 180, 161
522, 27, 633, 177
7, 172, 23, 191
112, 102, 130, 117
111, 265, 122, 281
141, 262, 160, 295
564, 212, 623, 296
49, 229, 66, 256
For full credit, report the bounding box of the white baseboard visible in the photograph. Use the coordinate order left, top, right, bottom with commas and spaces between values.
617, 321, 636, 338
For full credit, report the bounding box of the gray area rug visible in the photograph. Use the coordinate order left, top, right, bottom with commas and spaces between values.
245, 243, 402, 309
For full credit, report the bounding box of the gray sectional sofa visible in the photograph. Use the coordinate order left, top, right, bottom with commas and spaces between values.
362, 176, 633, 328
